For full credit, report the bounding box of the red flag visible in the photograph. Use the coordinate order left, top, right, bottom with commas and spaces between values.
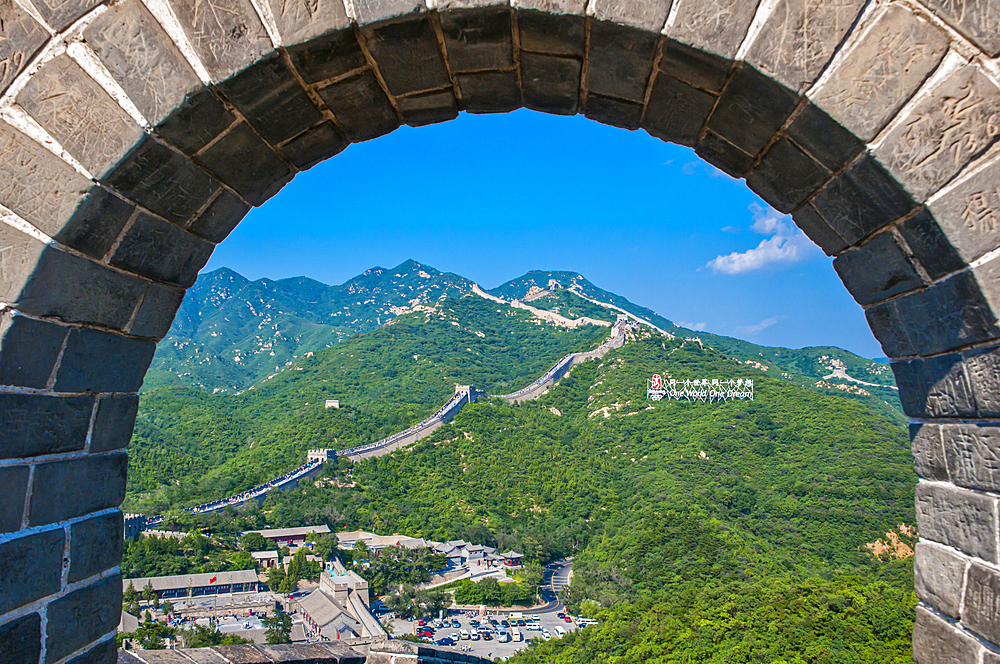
210, 575, 217, 584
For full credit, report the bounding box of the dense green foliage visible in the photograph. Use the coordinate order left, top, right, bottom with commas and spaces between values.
121, 531, 255, 579
348, 542, 448, 595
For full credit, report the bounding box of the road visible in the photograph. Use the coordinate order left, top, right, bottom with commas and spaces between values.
538, 558, 573, 611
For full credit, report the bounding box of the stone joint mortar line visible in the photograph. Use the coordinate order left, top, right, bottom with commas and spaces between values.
0, 509, 119, 547
247, 0, 283, 47
0, 102, 95, 182
279, 48, 351, 141
65, 38, 151, 131
430, 11, 461, 104
138, 0, 213, 83
37, 605, 47, 664
11, 0, 54, 34
805, 0, 885, 101
578, 15, 591, 108
352, 25, 404, 122
43, 331, 71, 392
734, 0, 780, 62
510, 5, 522, 99
888, 224, 935, 286
0, 303, 162, 341
60, 523, 71, 589
301, 62, 371, 89
747, 95, 810, 175
49, 632, 118, 664
636, 36, 665, 127
101, 207, 142, 265
19, 465, 35, 530
0, 380, 136, 397
121, 281, 149, 335
661, 0, 680, 33
82, 396, 101, 454
905, 0, 995, 65
693, 62, 737, 146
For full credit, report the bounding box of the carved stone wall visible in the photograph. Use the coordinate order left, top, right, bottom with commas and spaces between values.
0, 0, 999, 662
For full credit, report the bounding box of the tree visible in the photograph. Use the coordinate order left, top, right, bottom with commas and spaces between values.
240, 532, 273, 552
313, 533, 338, 562
267, 564, 287, 593
231, 550, 255, 570
161, 600, 173, 615
142, 581, 156, 607
185, 624, 251, 647
263, 612, 292, 644
123, 581, 139, 609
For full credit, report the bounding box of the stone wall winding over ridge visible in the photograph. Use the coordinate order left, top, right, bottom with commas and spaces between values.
1, 0, 1000, 661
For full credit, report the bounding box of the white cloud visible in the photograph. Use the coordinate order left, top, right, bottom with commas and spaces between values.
677, 321, 708, 331
736, 315, 784, 336
721, 226, 740, 234
706, 204, 818, 274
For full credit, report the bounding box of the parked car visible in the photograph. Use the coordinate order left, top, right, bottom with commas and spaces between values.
470, 632, 480, 641
501, 620, 510, 628
481, 631, 492, 641
563, 616, 573, 623
451, 619, 461, 628
435, 638, 455, 646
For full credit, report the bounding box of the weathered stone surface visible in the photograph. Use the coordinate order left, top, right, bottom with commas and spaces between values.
875, 66, 1000, 204
833, 232, 922, 305
520, 52, 580, 115
279, 122, 349, 170
586, 21, 657, 103
155, 89, 237, 156
67, 639, 117, 664
217, 54, 323, 145
187, 189, 251, 243
791, 203, 848, 256
0, 393, 94, 458
287, 30, 366, 84
641, 74, 715, 146
106, 137, 221, 226
31, 0, 101, 31
440, 8, 512, 72
30, 454, 128, 526
747, 137, 831, 213
0, 466, 28, 532
70, 512, 123, 583
210, 645, 272, 663
353, 0, 425, 25
0, 311, 68, 389
266, 0, 350, 46
898, 210, 967, 282
811, 5, 948, 142
362, 17, 450, 96
658, 38, 731, 94
0, 613, 41, 664
90, 395, 140, 454
516, 10, 585, 56
942, 423, 1000, 491
584, 94, 642, 130
915, 541, 968, 619
664, 0, 760, 60
588, 0, 669, 32
140, 652, 214, 664
912, 423, 949, 482
913, 605, 982, 664
0, 0, 48, 94
53, 329, 156, 393
922, 0, 1000, 57
59, 188, 136, 261
195, 124, 294, 206
110, 213, 215, 287
46, 575, 121, 663
0, 529, 63, 614
456, 70, 521, 113
166, 0, 273, 81
708, 65, 799, 158
317, 71, 400, 142
256, 642, 364, 662
695, 131, 753, 178
176, 649, 230, 664
745, 0, 866, 93
966, 346, 1000, 417
18, 54, 144, 178
131, 283, 186, 339
512, 0, 583, 14
964, 562, 1000, 644
85, 0, 201, 126
785, 102, 863, 173
810, 155, 916, 246
929, 149, 1000, 265
398, 89, 459, 126
894, 353, 975, 418
915, 482, 998, 563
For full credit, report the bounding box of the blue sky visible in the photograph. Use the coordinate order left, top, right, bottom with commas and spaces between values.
204, 110, 884, 359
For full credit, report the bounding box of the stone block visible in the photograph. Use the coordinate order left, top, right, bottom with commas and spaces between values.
0, 613, 41, 664
187, 189, 251, 243
0, 393, 94, 459
664, 0, 760, 60
155, 88, 237, 156
66, 638, 117, 664
922, 0, 1000, 57
657, 38, 731, 94
353, 0, 425, 25
520, 52, 580, 115
131, 283, 186, 339
69, 512, 123, 583
362, 17, 450, 95
210, 645, 272, 663
893, 353, 975, 418
588, 0, 669, 32
0, 529, 63, 615
30, 454, 128, 526
312, 642, 367, 663
915, 541, 968, 619
17, 54, 144, 179
912, 423, 949, 482
512, 0, 582, 14
694, 131, 753, 178
913, 605, 982, 664
195, 124, 294, 206
916, 482, 998, 563
105, 137, 221, 226
745, 0, 866, 93
455, 70, 521, 113
898, 210, 967, 282
516, 10, 584, 56
135, 652, 201, 664
928, 149, 1000, 265
398, 89, 459, 127
30, 0, 101, 31
791, 203, 848, 256
0, 311, 68, 389
942, 423, 1000, 491
59, 187, 136, 261
640, 74, 715, 146
707, 65, 799, 158
586, 20, 657, 103
53, 328, 156, 394
966, 346, 1000, 417
810, 155, 916, 246
584, 94, 642, 130
964, 562, 1000, 644
785, 102, 863, 173
279, 122, 349, 171
810, 5, 948, 142
317, 70, 400, 142
0, 466, 28, 532
746, 137, 831, 213
833, 232, 922, 306
166, 0, 273, 81
287, 30, 366, 84
177, 650, 230, 664
876, 66, 1000, 204
440, 8, 512, 72
90, 395, 140, 454
257, 642, 364, 662
217, 54, 324, 145
265, 0, 350, 46
45, 575, 121, 663
0, 0, 48, 95
864, 300, 910, 359
110, 213, 215, 287
85, 0, 201, 126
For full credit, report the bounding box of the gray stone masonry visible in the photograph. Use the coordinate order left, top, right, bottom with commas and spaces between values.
1, 1, 1000, 662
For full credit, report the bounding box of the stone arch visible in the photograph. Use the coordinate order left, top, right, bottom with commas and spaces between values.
1, 0, 999, 661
